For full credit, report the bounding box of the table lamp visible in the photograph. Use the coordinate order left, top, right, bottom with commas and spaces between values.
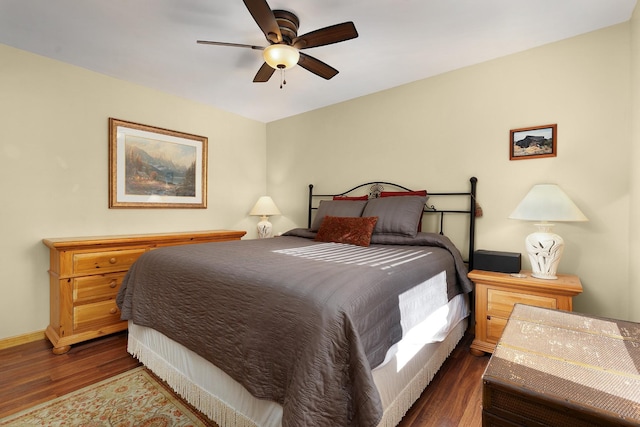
509, 184, 587, 279
250, 196, 281, 238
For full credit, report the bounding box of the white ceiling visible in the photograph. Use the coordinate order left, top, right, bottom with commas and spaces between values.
0, 0, 636, 123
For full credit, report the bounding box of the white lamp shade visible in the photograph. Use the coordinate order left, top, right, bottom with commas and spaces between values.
509, 184, 587, 279
509, 184, 588, 222
263, 44, 300, 69
250, 196, 281, 217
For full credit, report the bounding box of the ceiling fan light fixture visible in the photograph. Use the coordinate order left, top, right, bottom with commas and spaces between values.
263, 44, 299, 70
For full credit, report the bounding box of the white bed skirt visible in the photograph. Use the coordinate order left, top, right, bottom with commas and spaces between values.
127, 293, 469, 427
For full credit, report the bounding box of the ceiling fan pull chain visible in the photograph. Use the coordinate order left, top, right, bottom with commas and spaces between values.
279, 66, 286, 89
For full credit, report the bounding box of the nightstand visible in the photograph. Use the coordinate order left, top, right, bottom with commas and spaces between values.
468, 269, 583, 356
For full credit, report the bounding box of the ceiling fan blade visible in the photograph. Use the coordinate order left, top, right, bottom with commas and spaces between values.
253, 62, 276, 82
243, 0, 282, 44
197, 40, 264, 50
298, 53, 339, 80
293, 22, 358, 50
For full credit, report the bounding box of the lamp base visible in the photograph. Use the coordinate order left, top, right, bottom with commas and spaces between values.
524, 223, 564, 280
256, 216, 273, 239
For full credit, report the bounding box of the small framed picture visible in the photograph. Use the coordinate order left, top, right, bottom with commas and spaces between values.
109, 118, 207, 208
509, 124, 557, 160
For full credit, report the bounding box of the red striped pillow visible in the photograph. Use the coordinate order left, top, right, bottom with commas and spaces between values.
333, 195, 369, 200
380, 190, 427, 197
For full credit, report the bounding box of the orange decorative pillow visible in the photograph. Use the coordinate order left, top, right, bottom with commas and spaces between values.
315, 216, 378, 247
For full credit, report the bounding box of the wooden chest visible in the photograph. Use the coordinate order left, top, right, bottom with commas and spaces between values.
482, 304, 640, 426
43, 230, 246, 354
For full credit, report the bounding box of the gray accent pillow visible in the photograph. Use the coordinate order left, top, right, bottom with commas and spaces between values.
310, 200, 368, 231
361, 195, 427, 237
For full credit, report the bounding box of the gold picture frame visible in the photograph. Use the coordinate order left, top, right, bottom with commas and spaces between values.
109, 118, 207, 208
510, 124, 557, 160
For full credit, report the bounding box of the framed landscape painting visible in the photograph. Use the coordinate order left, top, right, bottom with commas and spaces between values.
109, 118, 207, 208
510, 124, 557, 160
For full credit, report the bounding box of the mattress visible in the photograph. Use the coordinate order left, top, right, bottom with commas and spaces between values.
127, 292, 469, 427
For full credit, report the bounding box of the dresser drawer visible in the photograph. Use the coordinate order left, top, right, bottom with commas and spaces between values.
72, 248, 146, 275
73, 273, 124, 304
73, 300, 124, 332
487, 288, 557, 319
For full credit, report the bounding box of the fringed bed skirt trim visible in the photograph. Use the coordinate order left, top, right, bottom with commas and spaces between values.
128, 335, 258, 427
376, 319, 466, 427
127, 316, 467, 427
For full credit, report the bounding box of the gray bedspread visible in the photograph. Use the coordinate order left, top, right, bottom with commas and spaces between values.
117, 231, 472, 427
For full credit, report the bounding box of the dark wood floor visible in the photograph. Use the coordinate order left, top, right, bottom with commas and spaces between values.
397, 329, 489, 427
0, 329, 489, 425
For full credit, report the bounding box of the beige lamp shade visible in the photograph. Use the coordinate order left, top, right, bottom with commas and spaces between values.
509, 184, 588, 222
250, 196, 281, 217
509, 184, 587, 280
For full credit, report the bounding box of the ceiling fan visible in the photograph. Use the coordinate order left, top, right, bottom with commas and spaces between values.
197, 0, 358, 87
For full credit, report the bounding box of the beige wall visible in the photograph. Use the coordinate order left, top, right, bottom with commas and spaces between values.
267, 23, 634, 320
0, 44, 266, 340
2, 12, 638, 342
630, 4, 640, 322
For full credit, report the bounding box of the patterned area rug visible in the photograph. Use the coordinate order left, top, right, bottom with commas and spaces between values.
0, 367, 218, 426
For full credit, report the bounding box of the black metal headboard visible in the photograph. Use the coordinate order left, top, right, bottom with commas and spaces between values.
307, 177, 478, 269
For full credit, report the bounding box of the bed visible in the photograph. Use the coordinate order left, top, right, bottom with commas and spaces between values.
117, 177, 478, 427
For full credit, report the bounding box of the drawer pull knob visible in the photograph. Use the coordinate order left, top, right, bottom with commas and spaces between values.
109, 307, 117, 314
109, 280, 117, 288
109, 257, 117, 264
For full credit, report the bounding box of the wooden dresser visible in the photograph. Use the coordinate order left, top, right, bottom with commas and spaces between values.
43, 230, 246, 354
468, 269, 583, 356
